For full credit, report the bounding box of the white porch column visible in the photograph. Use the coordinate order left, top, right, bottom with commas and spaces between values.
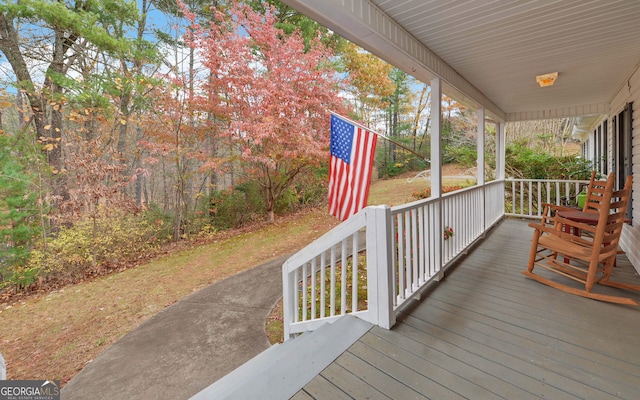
430, 77, 443, 277
366, 206, 395, 329
477, 107, 486, 231
477, 107, 486, 185
430, 77, 442, 196
496, 122, 506, 180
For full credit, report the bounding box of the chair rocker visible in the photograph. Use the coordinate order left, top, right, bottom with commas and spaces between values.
523, 173, 637, 305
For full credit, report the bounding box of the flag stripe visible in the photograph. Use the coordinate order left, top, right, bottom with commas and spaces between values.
328, 114, 378, 221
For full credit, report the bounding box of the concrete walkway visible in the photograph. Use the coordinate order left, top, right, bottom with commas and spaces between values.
62, 254, 288, 400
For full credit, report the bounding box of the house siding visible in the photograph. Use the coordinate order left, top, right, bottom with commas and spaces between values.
610, 65, 640, 272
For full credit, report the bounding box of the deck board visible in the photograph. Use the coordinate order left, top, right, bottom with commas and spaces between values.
299, 375, 351, 400
295, 218, 640, 399
360, 328, 525, 399
333, 351, 428, 399
346, 340, 466, 399
317, 363, 391, 400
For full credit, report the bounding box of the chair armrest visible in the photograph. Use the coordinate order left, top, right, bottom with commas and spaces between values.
542, 203, 581, 213
529, 218, 596, 247
553, 215, 598, 234
528, 220, 561, 232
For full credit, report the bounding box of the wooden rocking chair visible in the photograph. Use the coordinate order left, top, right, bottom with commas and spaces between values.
543, 170, 600, 216
542, 171, 609, 240
523, 173, 637, 305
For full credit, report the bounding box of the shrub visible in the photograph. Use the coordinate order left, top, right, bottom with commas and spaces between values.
506, 143, 593, 180
376, 139, 430, 178
19, 213, 165, 286
272, 169, 328, 214
443, 145, 477, 167
411, 187, 432, 200
141, 204, 174, 242
410, 184, 466, 200
274, 187, 300, 214
209, 183, 264, 230
207, 170, 328, 228
294, 178, 327, 208
0, 262, 42, 293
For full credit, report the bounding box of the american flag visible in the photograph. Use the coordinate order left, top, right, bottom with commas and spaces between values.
328, 114, 378, 221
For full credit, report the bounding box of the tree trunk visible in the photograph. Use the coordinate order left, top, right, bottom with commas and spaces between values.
117, 93, 130, 162
267, 209, 275, 224
173, 179, 183, 241
135, 123, 145, 204
0, 16, 72, 200
265, 186, 275, 223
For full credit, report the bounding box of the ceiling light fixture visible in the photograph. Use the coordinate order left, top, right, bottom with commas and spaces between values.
536, 72, 558, 87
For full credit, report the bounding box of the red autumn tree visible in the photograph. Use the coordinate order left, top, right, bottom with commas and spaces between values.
138, 77, 206, 241
185, 2, 347, 223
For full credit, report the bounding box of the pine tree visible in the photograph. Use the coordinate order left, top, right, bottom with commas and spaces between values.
0, 134, 41, 285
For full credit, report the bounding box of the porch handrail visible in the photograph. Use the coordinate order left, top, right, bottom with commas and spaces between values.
505, 178, 589, 218
282, 180, 505, 340
282, 177, 590, 340
282, 206, 394, 339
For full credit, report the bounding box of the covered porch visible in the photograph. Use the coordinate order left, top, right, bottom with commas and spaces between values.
197, 218, 640, 399
196, 1, 640, 398
292, 218, 640, 399
278, 0, 640, 271
273, 0, 640, 337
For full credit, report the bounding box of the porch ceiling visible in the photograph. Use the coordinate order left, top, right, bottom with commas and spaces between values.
281, 0, 640, 123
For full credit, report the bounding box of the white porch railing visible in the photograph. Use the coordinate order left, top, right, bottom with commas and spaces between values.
281, 206, 393, 338
282, 178, 587, 340
390, 180, 503, 309
505, 178, 589, 218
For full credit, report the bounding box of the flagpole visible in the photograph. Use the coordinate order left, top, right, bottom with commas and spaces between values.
331, 111, 430, 163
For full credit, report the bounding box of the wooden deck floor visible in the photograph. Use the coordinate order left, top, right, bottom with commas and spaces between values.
293, 218, 640, 400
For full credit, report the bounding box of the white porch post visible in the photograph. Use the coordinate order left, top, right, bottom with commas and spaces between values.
497, 122, 507, 218
496, 122, 506, 180
477, 108, 485, 186
477, 108, 486, 231
282, 260, 296, 341
430, 77, 443, 278
366, 206, 395, 329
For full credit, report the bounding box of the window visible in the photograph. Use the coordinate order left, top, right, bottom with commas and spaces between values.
593, 125, 600, 172
614, 102, 633, 220
591, 121, 609, 175
602, 121, 608, 175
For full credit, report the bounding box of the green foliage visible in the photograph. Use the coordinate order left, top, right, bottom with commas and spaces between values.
209, 183, 263, 230
286, 169, 330, 209
245, 0, 346, 53
0, 135, 41, 284
140, 204, 175, 242
382, 156, 429, 178
2, 262, 41, 291
293, 182, 326, 208
1, 0, 139, 55
443, 145, 477, 167
274, 178, 327, 214
205, 172, 328, 230
274, 187, 298, 214
377, 137, 430, 178
20, 213, 164, 285
506, 143, 593, 179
